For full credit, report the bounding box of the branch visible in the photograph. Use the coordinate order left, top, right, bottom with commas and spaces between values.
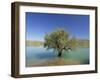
63, 46, 72, 51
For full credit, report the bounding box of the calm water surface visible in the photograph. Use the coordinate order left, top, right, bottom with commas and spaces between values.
26, 46, 89, 67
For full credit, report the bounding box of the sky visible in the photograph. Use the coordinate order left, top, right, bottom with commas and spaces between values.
26, 12, 89, 41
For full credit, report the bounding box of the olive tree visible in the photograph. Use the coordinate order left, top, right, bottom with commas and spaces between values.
44, 28, 77, 57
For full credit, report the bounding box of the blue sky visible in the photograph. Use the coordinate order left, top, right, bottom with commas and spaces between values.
26, 12, 89, 41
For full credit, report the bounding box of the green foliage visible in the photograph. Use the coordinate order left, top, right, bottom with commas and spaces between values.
44, 28, 75, 57
68, 36, 78, 50
44, 29, 68, 50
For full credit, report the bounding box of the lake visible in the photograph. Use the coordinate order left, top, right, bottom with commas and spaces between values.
26, 46, 89, 67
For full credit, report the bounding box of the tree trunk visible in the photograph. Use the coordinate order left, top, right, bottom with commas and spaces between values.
58, 51, 62, 57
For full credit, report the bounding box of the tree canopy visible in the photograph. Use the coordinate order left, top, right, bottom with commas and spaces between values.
44, 28, 77, 57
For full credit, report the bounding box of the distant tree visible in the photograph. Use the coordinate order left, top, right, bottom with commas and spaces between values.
44, 28, 77, 57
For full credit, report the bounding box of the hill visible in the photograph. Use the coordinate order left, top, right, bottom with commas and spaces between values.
26, 39, 89, 48
26, 40, 44, 46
